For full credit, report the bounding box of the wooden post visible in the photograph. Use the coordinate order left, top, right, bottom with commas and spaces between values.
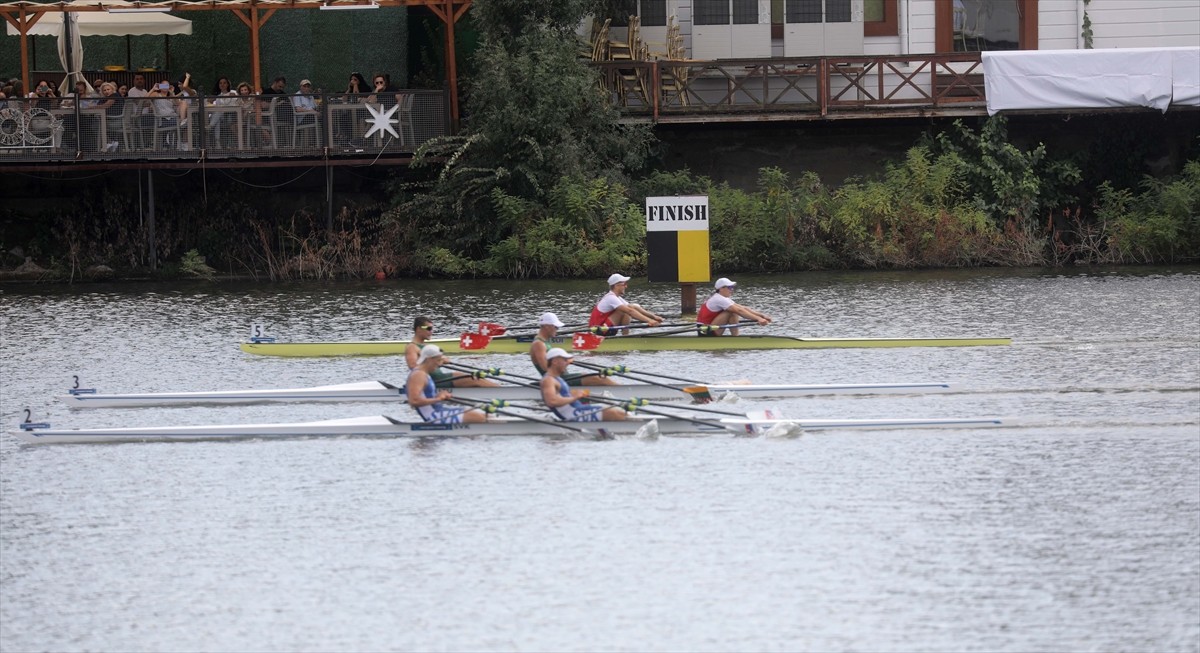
146, 170, 157, 271
680, 283, 696, 314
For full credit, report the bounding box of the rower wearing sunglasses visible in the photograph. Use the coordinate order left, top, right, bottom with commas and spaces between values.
405, 316, 499, 388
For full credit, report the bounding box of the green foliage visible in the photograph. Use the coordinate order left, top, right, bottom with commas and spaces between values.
179, 249, 217, 280
401, 0, 655, 258
1095, 161, 1200, 263
482, 177, 645, 278
925, 116, 1081, 228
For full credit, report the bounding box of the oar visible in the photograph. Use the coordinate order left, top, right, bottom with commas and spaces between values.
566, 362, 715, 403
442, 362, 541, 385
444, 361, 609, 389
477, 320, 589, 336
573, 361, 704, 386
579, 395, 731, 430
585, 321, 696, 333
443, 397, 599, 436
571, 321, 765, 350
642, 320, 761, 338
459, 329, 595, 351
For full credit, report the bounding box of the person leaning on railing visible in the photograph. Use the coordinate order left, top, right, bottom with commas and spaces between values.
97, 82, 123, 152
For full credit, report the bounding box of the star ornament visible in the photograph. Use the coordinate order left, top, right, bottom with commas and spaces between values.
363, 103, 400, 140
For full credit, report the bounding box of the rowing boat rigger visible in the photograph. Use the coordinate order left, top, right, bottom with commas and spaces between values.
59, 380, 955, 409
13, 414, 1010, 445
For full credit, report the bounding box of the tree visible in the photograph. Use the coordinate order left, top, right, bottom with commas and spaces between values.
397, 0, 655, 256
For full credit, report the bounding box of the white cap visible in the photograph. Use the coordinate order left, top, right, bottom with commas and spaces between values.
545, 347, 574, 361
416, 344, 445, 364
538, 312, 565, 327
715, 277, 737, 290
607, 273, 631, 286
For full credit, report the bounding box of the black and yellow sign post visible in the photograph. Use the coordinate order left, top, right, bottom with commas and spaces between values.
645, 195, 710, 314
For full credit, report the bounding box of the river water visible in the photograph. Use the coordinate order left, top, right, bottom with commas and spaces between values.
1, 268, 1197, 652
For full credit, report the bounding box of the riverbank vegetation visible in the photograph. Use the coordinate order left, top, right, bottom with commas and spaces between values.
1, 0, 1197, 282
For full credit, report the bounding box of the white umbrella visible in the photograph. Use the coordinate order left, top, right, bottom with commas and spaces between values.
57, 13, 85, 95
6, 12, 193, 38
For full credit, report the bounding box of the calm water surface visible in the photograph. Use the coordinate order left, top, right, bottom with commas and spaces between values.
1, 268, 1198, 652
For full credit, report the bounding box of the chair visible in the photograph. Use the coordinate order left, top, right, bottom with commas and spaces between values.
248, 97, 278, 150
104, 101, 132, 152
152, 102, 184, 151
291, 99, 320, 149
591, 18, 611, 61
395, 93, 416, 146
608, 15, 640, 62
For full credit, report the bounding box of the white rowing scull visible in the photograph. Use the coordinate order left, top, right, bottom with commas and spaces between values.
14, 414, 1009, 445
59, 380, 954, 409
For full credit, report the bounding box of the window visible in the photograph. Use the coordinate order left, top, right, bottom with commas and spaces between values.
695, 0, 731, 25
785, 0, 822, 24
864, 0, 898, 37
937, 0, 1038, 52
640, 0, 667, 27
785, 0, 850, 24
826, 0, 850, 23
733, 0, 758, 25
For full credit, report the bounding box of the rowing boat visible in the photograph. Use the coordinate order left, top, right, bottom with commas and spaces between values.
59, 380, 954, 409
13, 414, 1008, 444
239, 334, 1012, 357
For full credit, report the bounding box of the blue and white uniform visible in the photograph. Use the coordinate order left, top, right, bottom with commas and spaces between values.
409, 370, 464, 424
549, 377, 606, 422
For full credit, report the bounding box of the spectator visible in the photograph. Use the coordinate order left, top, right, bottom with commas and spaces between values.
292, 79, 320, 146
97, 82, 124, 152
366, 73, 398, 109
262, 76, 292, 145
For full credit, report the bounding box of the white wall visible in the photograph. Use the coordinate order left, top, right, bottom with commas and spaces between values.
1087, 0, 1200, 48
1038, 0, 1082, 49
672, 0, 1200, 57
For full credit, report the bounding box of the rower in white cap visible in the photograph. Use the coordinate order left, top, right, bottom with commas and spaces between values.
540, 348, 628, 421
530, 312, 618, 387
405, 344, 488, 423
588, 273, 664, 336
696, 277, 772, 336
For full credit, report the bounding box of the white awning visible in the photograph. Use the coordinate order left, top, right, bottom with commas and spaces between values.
6, 12, 193, 37
983, 48, 1200, 115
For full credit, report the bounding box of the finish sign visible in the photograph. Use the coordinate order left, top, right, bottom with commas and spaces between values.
645, 195, 710, 283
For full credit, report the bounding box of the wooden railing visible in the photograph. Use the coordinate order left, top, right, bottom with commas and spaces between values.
590, 52, 987, 121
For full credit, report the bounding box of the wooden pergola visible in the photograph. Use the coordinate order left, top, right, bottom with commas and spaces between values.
0, 0, 471, 126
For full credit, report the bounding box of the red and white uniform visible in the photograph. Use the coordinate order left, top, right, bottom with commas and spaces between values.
697, 293, 735, 324
589, 291, 628, 328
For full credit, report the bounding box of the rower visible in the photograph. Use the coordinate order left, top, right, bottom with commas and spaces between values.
697, 278, 772, 336
406, 316, 499, 388
540, 348, 627, 422
406, 344, 488, 423
588, 273, 664, 336
530, 312, 618, 387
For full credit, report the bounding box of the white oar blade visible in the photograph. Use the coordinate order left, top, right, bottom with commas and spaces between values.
763, 421, 804, 438
717, 391, 742, 404
634, 418, 661, 440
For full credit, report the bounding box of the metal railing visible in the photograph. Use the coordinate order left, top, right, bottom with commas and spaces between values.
591, 52, 987, 120
0, 89, 448, 163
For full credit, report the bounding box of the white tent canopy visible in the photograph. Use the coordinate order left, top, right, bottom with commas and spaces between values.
6, 12, 192, 37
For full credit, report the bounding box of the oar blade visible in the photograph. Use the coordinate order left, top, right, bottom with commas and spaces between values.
459, 333, 491, 350
682, 386, 712, 404
572, 333, 604, 350
477, 322, 507, 336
